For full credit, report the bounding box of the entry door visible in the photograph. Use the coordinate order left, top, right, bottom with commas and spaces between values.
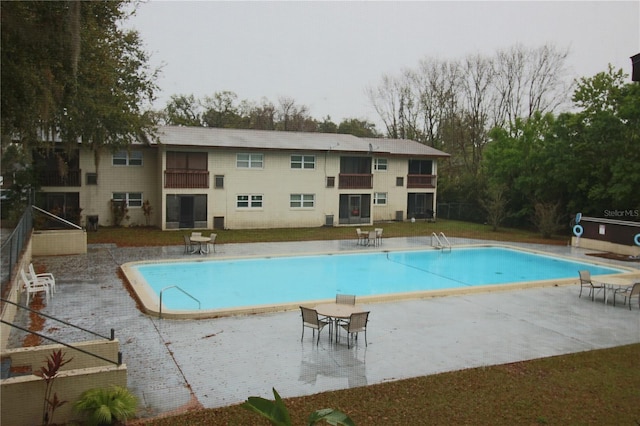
179, 196, 194, 228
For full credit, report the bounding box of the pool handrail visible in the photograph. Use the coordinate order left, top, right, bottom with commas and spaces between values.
159, 285, 201, 319
431, 232, 452, 252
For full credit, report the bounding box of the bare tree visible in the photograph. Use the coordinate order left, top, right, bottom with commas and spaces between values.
458, 54, 494, 176
414, 58, 461, 150
492, 44, 571, 129
366, 74, 403, 139
276, 96, 314, 131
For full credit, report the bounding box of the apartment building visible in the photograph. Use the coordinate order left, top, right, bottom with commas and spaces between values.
36, 126, 449, 230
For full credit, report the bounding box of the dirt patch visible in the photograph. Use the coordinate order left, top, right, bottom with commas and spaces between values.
586, 252, 640, 262
23, 294, 46, 347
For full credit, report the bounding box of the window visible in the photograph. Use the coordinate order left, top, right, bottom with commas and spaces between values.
291, 155, 315, 169
112, 150, 143, 166
166, 151, 207, 170
237, 194, 263, 208
374, 192, 387, 205
112, 192, 143, 207
129, 150, 143, 166
374, 158, 388, 171
237, 153, 263, 169
214, 175, 224, 189
326, 176, 335, 188
112, 151, 127, 165
290, 194, 315, 208
396, 177, 404, 187
408, 159, 433, 174
86, 173, 98, 185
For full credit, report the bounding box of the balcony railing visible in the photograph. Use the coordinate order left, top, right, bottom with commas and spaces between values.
407, 174, 436, 188
164, 170, 209, 188
338, 173, 373, 189
38, 169, 81, 187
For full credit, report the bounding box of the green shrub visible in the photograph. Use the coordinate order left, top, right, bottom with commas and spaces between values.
73, 386, 137, 425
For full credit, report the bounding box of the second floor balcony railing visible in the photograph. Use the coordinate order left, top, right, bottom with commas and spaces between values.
338, 173, 373, 189
407, 174, 436, 188
164, 170, 209, 188
38, 169, 81, 187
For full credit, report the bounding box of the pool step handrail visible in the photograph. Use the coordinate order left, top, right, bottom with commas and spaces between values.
431, 232, 452, 252
159, 285, 201, 319
439, 232, 452, 252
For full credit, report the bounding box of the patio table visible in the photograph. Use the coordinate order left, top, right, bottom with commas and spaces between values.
190, 236, 211, 254
314, 302, 365, 342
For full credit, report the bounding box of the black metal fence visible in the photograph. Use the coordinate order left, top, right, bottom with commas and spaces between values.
437, 202, 483, 223
1, 207, 32, 297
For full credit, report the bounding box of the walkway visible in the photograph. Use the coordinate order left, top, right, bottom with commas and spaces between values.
6, 237, 640, 419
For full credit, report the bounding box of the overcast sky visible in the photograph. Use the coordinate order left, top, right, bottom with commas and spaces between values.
128, 1, 640, 127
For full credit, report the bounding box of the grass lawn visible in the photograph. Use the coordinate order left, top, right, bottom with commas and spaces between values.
88, 219, 569, 247
91, 222, 637, 425
137, 344, 640, 425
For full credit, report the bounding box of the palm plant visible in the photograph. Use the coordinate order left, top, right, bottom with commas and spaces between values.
73, 386, 138, 425
242, 388, 355, 426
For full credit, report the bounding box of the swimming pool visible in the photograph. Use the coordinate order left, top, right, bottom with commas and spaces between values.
122, 245, 626, 318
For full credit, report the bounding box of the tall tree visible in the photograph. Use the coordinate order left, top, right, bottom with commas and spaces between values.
554, 66, 640, 216
201, 91, 242, 128
276, 97, 315, 132
337, 118, 379, 138
492, 44, 571, 128
1, 1, 158, 172
163, 94, 202, 126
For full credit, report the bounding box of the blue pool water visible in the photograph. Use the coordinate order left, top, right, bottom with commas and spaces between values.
134, 247, 623, 311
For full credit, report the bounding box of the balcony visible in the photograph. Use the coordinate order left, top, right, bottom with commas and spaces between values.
338, 173, 373, 189
164, 170, 209, 188
38, 169, 81, 187
407, 174, 436, 188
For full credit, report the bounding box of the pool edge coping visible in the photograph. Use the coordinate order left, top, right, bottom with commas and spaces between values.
119, 243, 640, 320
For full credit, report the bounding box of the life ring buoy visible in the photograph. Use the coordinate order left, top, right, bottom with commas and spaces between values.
634, 233, 640, 246
573, 224, 583, 237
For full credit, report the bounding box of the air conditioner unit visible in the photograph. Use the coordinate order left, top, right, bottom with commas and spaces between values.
324, 215, 334, 227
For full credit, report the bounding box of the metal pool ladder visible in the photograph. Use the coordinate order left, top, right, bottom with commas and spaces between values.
431, 232, 452, 252
159, 285, 201, 319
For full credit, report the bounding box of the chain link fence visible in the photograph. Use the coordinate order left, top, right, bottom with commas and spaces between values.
1, 207, 33, 298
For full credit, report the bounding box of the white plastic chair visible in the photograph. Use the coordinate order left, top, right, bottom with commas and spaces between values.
20, 269, 50, 305
29, 263, 56, 294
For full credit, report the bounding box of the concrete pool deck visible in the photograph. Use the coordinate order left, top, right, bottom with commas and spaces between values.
7, 236, 640, 419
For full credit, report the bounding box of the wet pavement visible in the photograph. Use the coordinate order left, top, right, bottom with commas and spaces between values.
6, 237, 640, 419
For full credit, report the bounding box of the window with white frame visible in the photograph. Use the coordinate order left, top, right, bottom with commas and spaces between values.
374, 158, 388, 171
374, 192, 387, 205
290, 194, 315, 208
112, 192, 143, 207
237, 194, 263, 208
112, 150, 143, 166
290, 155, 315, 169
236, 153, 263, 169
